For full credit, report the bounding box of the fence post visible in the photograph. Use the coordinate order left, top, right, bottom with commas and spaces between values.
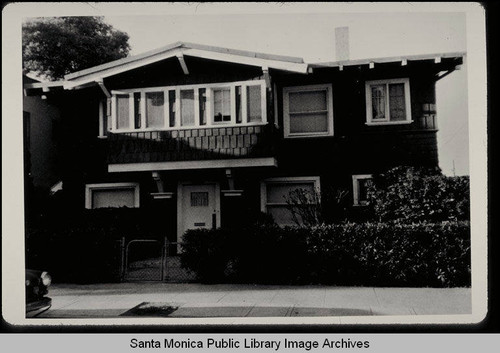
120, 237, 126, 282
162, 237, 168, 281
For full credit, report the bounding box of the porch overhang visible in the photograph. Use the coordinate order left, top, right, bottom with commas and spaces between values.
108, 157, 278, 173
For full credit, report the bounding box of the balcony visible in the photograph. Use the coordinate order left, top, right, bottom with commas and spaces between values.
106, 123, 278, 165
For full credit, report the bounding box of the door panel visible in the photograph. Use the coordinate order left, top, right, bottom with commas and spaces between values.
180, 184, 217, 239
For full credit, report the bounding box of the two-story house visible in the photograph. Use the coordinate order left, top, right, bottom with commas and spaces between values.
24, 40, 464, 246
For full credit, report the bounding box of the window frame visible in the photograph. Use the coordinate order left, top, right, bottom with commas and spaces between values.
260, 176, 321, 225
365, 78, 412, 125
352, 174, 372, 206
109, 80, 266, 134
85, 182, 140, 209
282, 84, 334, 138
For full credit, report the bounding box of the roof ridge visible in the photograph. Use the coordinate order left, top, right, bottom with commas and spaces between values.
65, 41, 305, 80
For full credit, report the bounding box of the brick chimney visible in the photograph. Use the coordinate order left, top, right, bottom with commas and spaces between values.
335, 27, 350, 61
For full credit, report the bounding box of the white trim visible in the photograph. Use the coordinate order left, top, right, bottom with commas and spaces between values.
128, 93, 134, 129
260, 176, 321, 222
111, 95, 117, 130
282, 84, 334, 138
260, 81, 267, 123
175, 88, 181, 128
111, 80, 266, 133
365, 78, 412, 125
63, 48, 186, 88
62, 46, 307, 88
176, 54, 190, 75
221, 190, 244, 197
241, 84, 248, 124
177, 182, 221, 244
365, 120, 414, 126
164, 90, 170, 129
109, 157, 278, 173
110, 79, 265, 94
194, 89, 200, 127
230, 85, 236, 125
206, 88, 213, 126
98, 100, 104, 138
273, 83, 279, 128
352, 174, 372, 206
96, 79, 111, 98
151, 192, 174, 200
183, 48, 308, 74
106, 121, 268, 134
85, 182, 140, 209
140, 92, 146, 129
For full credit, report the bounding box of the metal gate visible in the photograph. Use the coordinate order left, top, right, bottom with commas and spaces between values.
121, 238, 196, 282
124, 239, 164, 281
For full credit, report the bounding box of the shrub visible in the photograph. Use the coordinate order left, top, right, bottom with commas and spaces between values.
367, 166, 470, 222
180, 221, 471, 287
284, 186, 350, 226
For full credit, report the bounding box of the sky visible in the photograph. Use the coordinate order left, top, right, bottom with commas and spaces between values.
102, 7, 469, 175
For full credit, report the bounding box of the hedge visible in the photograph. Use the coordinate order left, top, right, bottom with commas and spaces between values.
180, 221, 471, 287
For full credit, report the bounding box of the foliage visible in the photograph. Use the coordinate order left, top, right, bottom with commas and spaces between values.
285, 187, 322, 226
180, 221, 471, 287
366, 166, 470, 222
23, 16, 130, 80
284, 186, 350, 226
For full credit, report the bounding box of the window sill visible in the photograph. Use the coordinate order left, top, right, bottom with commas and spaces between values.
110, 121, 269, 134
284, 132, 333, 139
365, 120, 413, 126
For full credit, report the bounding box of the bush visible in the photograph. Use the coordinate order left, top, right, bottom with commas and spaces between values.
367, 166, 470, 222
180, 221, 470, 287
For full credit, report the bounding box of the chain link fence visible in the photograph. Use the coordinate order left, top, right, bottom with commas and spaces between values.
120, 238, 195, 283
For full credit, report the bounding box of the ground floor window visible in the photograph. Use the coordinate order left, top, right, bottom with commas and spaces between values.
85, 182, 140, 209
260, 176, 320, 226
352, 174, 372, 206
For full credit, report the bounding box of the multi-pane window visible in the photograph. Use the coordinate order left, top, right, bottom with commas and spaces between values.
283, 84, 334, 138
109, 80, 266, 133
190, 192, 209, 207
365, 78, 412, 124
261, 177, 320, 226
352, 175, 373, 206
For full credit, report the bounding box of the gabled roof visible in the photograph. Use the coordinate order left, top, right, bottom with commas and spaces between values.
62, 41, 308, 88
23, 44, 466, 94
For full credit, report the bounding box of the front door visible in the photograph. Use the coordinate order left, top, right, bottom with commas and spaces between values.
178, 183, 220, 243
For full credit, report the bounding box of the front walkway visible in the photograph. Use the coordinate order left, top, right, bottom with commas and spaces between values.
34, 283, 471, 319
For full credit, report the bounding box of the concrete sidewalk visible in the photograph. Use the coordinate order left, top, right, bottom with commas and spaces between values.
36, 283, 471, 318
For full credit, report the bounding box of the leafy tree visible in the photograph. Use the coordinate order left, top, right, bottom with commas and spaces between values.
23, 16, 130, 80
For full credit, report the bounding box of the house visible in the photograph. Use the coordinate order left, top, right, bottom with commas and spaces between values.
23, 74, 65, 221
23, 38, 464, 245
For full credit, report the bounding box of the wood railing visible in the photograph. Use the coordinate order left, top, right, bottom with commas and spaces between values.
106, 124, 278, 164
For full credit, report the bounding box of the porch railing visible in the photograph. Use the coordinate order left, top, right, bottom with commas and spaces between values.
106, 123, 278, 164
